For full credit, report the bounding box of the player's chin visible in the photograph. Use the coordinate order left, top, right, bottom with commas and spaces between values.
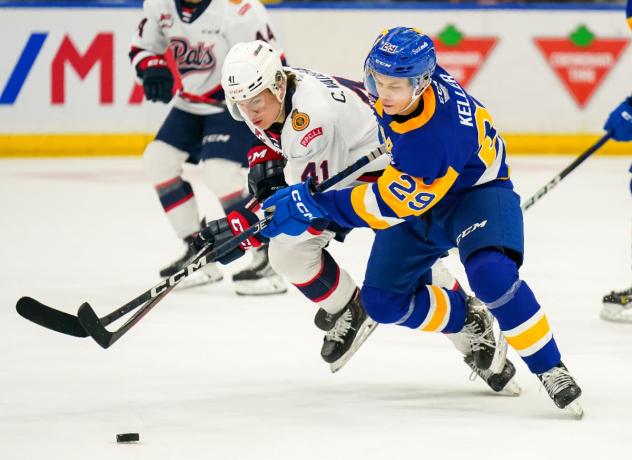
253, 119, 270, 130
381, 103, 399, 115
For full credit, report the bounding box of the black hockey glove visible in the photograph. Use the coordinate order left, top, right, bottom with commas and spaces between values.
246, 145, 287, 201
137, 56, 174, 103
196, 208, 268, 265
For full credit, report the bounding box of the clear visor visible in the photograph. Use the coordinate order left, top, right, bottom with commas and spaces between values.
363, 63, 424, 104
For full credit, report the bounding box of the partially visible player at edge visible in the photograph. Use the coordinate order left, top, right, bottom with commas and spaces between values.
130, 0, 286, 294
261, 27, 583, 415
600, 0, 632, 322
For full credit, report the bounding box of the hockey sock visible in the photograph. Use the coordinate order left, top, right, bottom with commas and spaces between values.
465, 249, 561, 374
361, 284, 467, 332
155, 176, 200, 239
221, 190, 250, 215
293, 250, 350, 309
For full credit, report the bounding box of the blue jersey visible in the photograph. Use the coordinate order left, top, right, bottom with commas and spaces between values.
627, 0, 632, 30
318, 65, 512, 230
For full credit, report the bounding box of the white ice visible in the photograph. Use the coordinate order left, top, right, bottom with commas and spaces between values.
1, 153, 631, 460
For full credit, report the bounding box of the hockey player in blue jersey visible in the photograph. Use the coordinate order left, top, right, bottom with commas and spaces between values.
600, 0, 632, 322
260, 27, 583, 415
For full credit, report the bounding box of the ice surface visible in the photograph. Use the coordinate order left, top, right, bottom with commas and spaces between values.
1, 154, 631, 459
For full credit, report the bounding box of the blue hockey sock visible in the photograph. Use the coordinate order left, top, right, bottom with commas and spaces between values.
361, 284, 467, 333
465, 249, 561, 374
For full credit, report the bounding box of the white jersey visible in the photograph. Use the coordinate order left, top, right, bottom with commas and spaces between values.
244, 67, 387, 189
131, 0, 283, 115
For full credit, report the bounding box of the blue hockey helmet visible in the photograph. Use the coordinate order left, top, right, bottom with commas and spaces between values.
364, 27, 436, 101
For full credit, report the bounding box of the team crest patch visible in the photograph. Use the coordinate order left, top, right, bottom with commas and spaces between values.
300, 127, 323, 147
291, 109, 310, 131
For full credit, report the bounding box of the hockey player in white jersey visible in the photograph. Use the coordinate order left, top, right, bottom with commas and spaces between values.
130, 0, 286, 294
193, 41, 520, 393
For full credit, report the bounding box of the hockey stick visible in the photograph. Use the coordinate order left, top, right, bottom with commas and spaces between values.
17, 146, 387, 345
521, 131, 612, 212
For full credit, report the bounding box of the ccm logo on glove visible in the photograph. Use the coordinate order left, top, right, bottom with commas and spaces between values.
291, 189, 315, 220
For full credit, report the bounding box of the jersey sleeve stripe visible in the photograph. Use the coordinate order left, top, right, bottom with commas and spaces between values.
474, 137, 508, 186
350, 184, 397, 229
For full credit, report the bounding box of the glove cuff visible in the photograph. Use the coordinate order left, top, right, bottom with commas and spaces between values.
226, 208, 269, 249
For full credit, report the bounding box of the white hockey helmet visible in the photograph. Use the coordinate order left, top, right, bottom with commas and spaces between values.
221, 40, 286, 121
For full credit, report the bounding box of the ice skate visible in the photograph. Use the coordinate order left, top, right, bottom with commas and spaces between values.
232, 246, 287, 295
464, 354, 521, 396
319, 290, 378, 373
537, 362, 583, 418
447, 322, 519, 395
600, 287, 632, 323
461, 297, 496, 370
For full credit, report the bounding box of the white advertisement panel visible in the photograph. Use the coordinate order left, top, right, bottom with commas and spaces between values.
0, 4, 630, 147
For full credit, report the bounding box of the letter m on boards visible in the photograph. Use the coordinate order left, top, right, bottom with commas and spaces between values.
1, 32, 113, 105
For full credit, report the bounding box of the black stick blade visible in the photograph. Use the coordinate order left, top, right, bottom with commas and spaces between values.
16, 297, 88, 338
77, 303, 114, 349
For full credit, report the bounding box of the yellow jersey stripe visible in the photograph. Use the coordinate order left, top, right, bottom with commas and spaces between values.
350, 184, 392, 229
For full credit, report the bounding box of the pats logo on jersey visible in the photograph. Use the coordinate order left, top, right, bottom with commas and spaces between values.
170, 37, 216, 76
433, 25, 497, 89
535, 25, 629, 108
291, 109, 310, 131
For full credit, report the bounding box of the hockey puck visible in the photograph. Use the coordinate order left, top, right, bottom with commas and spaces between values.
116, 433, 139, 443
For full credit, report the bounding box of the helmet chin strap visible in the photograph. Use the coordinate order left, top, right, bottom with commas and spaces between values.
272, 81, 287, 124
398, 78, 430, 115
400, 93, 422, 114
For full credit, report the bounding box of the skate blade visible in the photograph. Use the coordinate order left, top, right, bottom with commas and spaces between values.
176, 273, 223, 290
234, 276, 288, 296
499, 379, 521, 397
329, 320, 378, 374
565, 399, 584, 419
600, 306, 632, 323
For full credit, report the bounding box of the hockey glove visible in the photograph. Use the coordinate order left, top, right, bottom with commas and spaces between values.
604, 96, 632, 142
247, 145, 287, 201
260, 179, 329, 238
196, 208, 268, 265
137, 56, 174, 103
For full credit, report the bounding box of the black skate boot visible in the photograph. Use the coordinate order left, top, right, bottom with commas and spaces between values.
601, 286, 632, 323
464, 355, 521, 395
537, 362, 583, 416
314, 307, 346, 331
320, 290, 377, 372
159, 234, 223, 288
461, 297, 496, 370
232, 246, 287, 296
